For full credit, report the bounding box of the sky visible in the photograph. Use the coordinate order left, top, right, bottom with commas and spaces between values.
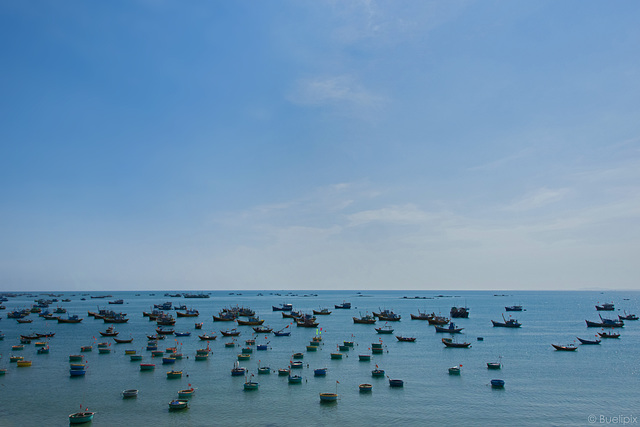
1, 1, 639, 292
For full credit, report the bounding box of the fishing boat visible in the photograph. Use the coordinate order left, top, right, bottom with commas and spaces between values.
130, 354, 143, 361
176, 309, 199, 317
450, 306, 470, 318
220, 329, 241, 337
168, 400, 189, 410
253, 326, 273, 333
395, 336, 416, 342
162, 356, 176, 364
505, 305, 523, 312
244, 379, 259, 390
198, 334, 217, 341
585, 314, 624, 328
314, 368, 327, 376
551, 344, 577, 351
449, 365, 462, 375
282, 310, 302, 319
273, 329, 291, 336
16, 319, 33, 324
442, 338, 471, 348
12, 345, 24, 351
212, 313, 236, 322
236, 317, 264, 326
372, 368, 385, 377
491, 379, 505, 388
69, 411, 95, 424
619, 312, 639, 321
166, 370, 182, 379
140, 363, 155, 371
374, 309, 401, 321
388, 379, 404, 387
114, 337, 133, 343
330, 353, 343, 360
577, 337, 601, 345
313, 308, 332, 315
288, 374, 303, 384
174, 331, 191, 337
359, 354, 371, 361
334, 302, 351, 309
410, 310, 430, 320
16, 360, 32, 367
434, 322, 464, 333
98, 347, 111, 354
595, 302, 615, 311
108, 299, 124, 305
278, 368, 290, 376
290, 360, 304, 368
491, 314, 521, 328
427, 314, 450, 326
37, 346, 50, 354
353, 314, 377, 324
295, 315, 319, 328
487, 356, 502, 369
122, 389, 138, 398
272, 303, 293, 311
58, 314, 83, 323
258, 366, 271, 375
319, 392, 338, 402
375, 325, 394, 334
9, 356, 24, 362
231, 362, 246, 376
178, 387, 196, 398
598, 331, 620, 338
156, 328, 175, 335
359, 383, 373, 392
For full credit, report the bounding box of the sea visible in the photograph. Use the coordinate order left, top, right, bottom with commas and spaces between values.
0, 290, 638, 427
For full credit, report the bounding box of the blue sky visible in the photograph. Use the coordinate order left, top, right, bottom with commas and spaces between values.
1, 1, 639, 291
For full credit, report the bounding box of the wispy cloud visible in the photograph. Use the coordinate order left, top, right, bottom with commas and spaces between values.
468, 147, 534, 172
505, 187, 570, 212
288, 75, 383, 110
347, 204, 436, 227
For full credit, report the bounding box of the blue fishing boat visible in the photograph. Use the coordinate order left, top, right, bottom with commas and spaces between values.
288, 374, 303, 384
388, 379, 404, 387
359, 383, 373, 392
168, 400, 188, 410
491, 314, 521, 328
314, 368, 327, 376
334, 302, 351, 309
375, 325, 394, 334
577, 337, 601, 345
434, 323, 464, 333
272, 303, 293, 311
491, 379, 505, 388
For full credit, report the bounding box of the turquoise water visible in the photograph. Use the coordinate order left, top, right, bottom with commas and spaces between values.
0, 290, 638, 426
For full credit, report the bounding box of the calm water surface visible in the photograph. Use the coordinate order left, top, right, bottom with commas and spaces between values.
0, 290, 638, 426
